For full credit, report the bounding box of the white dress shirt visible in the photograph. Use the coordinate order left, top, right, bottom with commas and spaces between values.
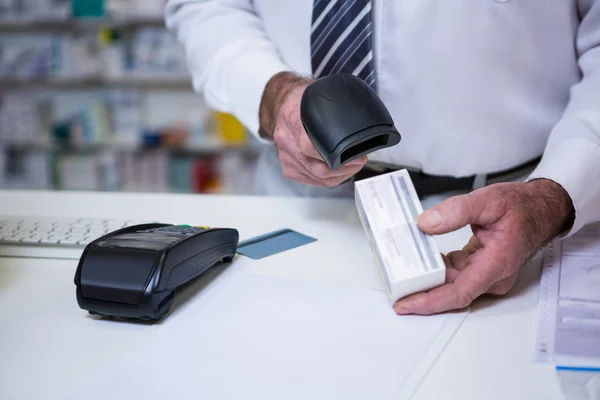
165, 0, 600, 236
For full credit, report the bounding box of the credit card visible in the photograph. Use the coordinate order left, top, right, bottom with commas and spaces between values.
237, 229, 317, 260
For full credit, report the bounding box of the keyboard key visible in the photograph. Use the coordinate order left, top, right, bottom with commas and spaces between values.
59, 238, 80, 245
52, 223, 73, 229
105, 223, 127, 229
47, 232, 65, 238
51, 229, 71, 236
87, 233, 105, 239
77, 219, 106, 225
86, 224, 106, 230
22, 238, 42, 244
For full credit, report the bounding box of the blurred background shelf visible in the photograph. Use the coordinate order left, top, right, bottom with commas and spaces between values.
0, 0, 263, 195
0, 78, 193, 90
0, 17, 166, 32
0, 138, 260, 155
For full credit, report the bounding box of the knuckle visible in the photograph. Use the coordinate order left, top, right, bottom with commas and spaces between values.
445, 268, 460, 284
298, 139, 310, 155
441, 196, 468, 224
274, 130, 294, 152
311, 163, 332, 179
282, 168, 295, 181
455, 289, 474, 309
324, 179, 342, 188
297, 129, 316, 150
490, 284, 512, 296
272, 126, 285, 144
494, 193, 510, 214
298, 136, 315, 155
419, 304, 436, 316
420, 295, 441, 315
413, 293, 436, 315
282, 166, 302, 182
486, 192, 510, 218
490, 276, 517, 296
340, 164, 363, 176
453, 196, 472, 220
319, 175, 341, 188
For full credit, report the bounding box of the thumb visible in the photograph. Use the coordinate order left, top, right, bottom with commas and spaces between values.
417, 189, 503, 235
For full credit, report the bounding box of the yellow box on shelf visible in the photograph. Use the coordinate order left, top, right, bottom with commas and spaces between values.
214, 112, 247, 144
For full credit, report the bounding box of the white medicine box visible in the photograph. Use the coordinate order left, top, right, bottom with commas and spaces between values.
354, 169, 446, 305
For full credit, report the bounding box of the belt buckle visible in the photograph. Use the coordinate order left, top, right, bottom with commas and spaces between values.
473, 174, 487, 190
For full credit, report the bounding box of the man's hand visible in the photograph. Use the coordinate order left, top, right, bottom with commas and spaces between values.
394, 178, 575, 315
258, 72, 367, 188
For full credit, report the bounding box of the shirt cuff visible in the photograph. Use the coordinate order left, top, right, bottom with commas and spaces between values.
190, 41, 289, 143
526, 138, 600, 237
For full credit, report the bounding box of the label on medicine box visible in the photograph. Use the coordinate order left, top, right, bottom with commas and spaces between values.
354, 169, 446, 305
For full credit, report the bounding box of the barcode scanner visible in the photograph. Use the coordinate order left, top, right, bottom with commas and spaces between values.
300, 73, 401, 170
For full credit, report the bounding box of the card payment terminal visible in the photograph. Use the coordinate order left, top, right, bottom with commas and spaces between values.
74, 223, 239, 321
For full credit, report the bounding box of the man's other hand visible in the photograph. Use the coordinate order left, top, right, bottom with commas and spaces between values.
394, 178, 575, 315
259, 72, 367, 188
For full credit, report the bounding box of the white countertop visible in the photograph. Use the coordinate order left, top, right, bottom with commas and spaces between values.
0, 190, 563, 400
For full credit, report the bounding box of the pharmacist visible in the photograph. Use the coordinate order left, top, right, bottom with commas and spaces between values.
165, 1, 600, 315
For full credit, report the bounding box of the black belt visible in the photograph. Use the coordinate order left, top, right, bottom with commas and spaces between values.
353, 156, 542, 199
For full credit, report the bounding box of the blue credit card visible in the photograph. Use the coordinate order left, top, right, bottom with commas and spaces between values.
236, 229, 317, 260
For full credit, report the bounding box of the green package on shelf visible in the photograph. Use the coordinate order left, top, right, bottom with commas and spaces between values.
72, 0, 105, 17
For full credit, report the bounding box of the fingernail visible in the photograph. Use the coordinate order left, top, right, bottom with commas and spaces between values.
349, 158, 366, 165
418, 210, 442, 228
394, 304, 413, 315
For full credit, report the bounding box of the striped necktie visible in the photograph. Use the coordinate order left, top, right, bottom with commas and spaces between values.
310, 0, 376, 89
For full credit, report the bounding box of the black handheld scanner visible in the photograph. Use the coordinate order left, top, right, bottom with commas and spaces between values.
300, 73, 401, 170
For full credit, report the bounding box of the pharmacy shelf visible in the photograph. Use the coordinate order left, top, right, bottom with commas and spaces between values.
0, 138, 260, 156
0, 17, 166, 32
163, 139, 260, 156
0, 77, 192, 90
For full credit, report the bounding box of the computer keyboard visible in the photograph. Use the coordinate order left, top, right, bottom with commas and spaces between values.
0, 216, 151, 259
